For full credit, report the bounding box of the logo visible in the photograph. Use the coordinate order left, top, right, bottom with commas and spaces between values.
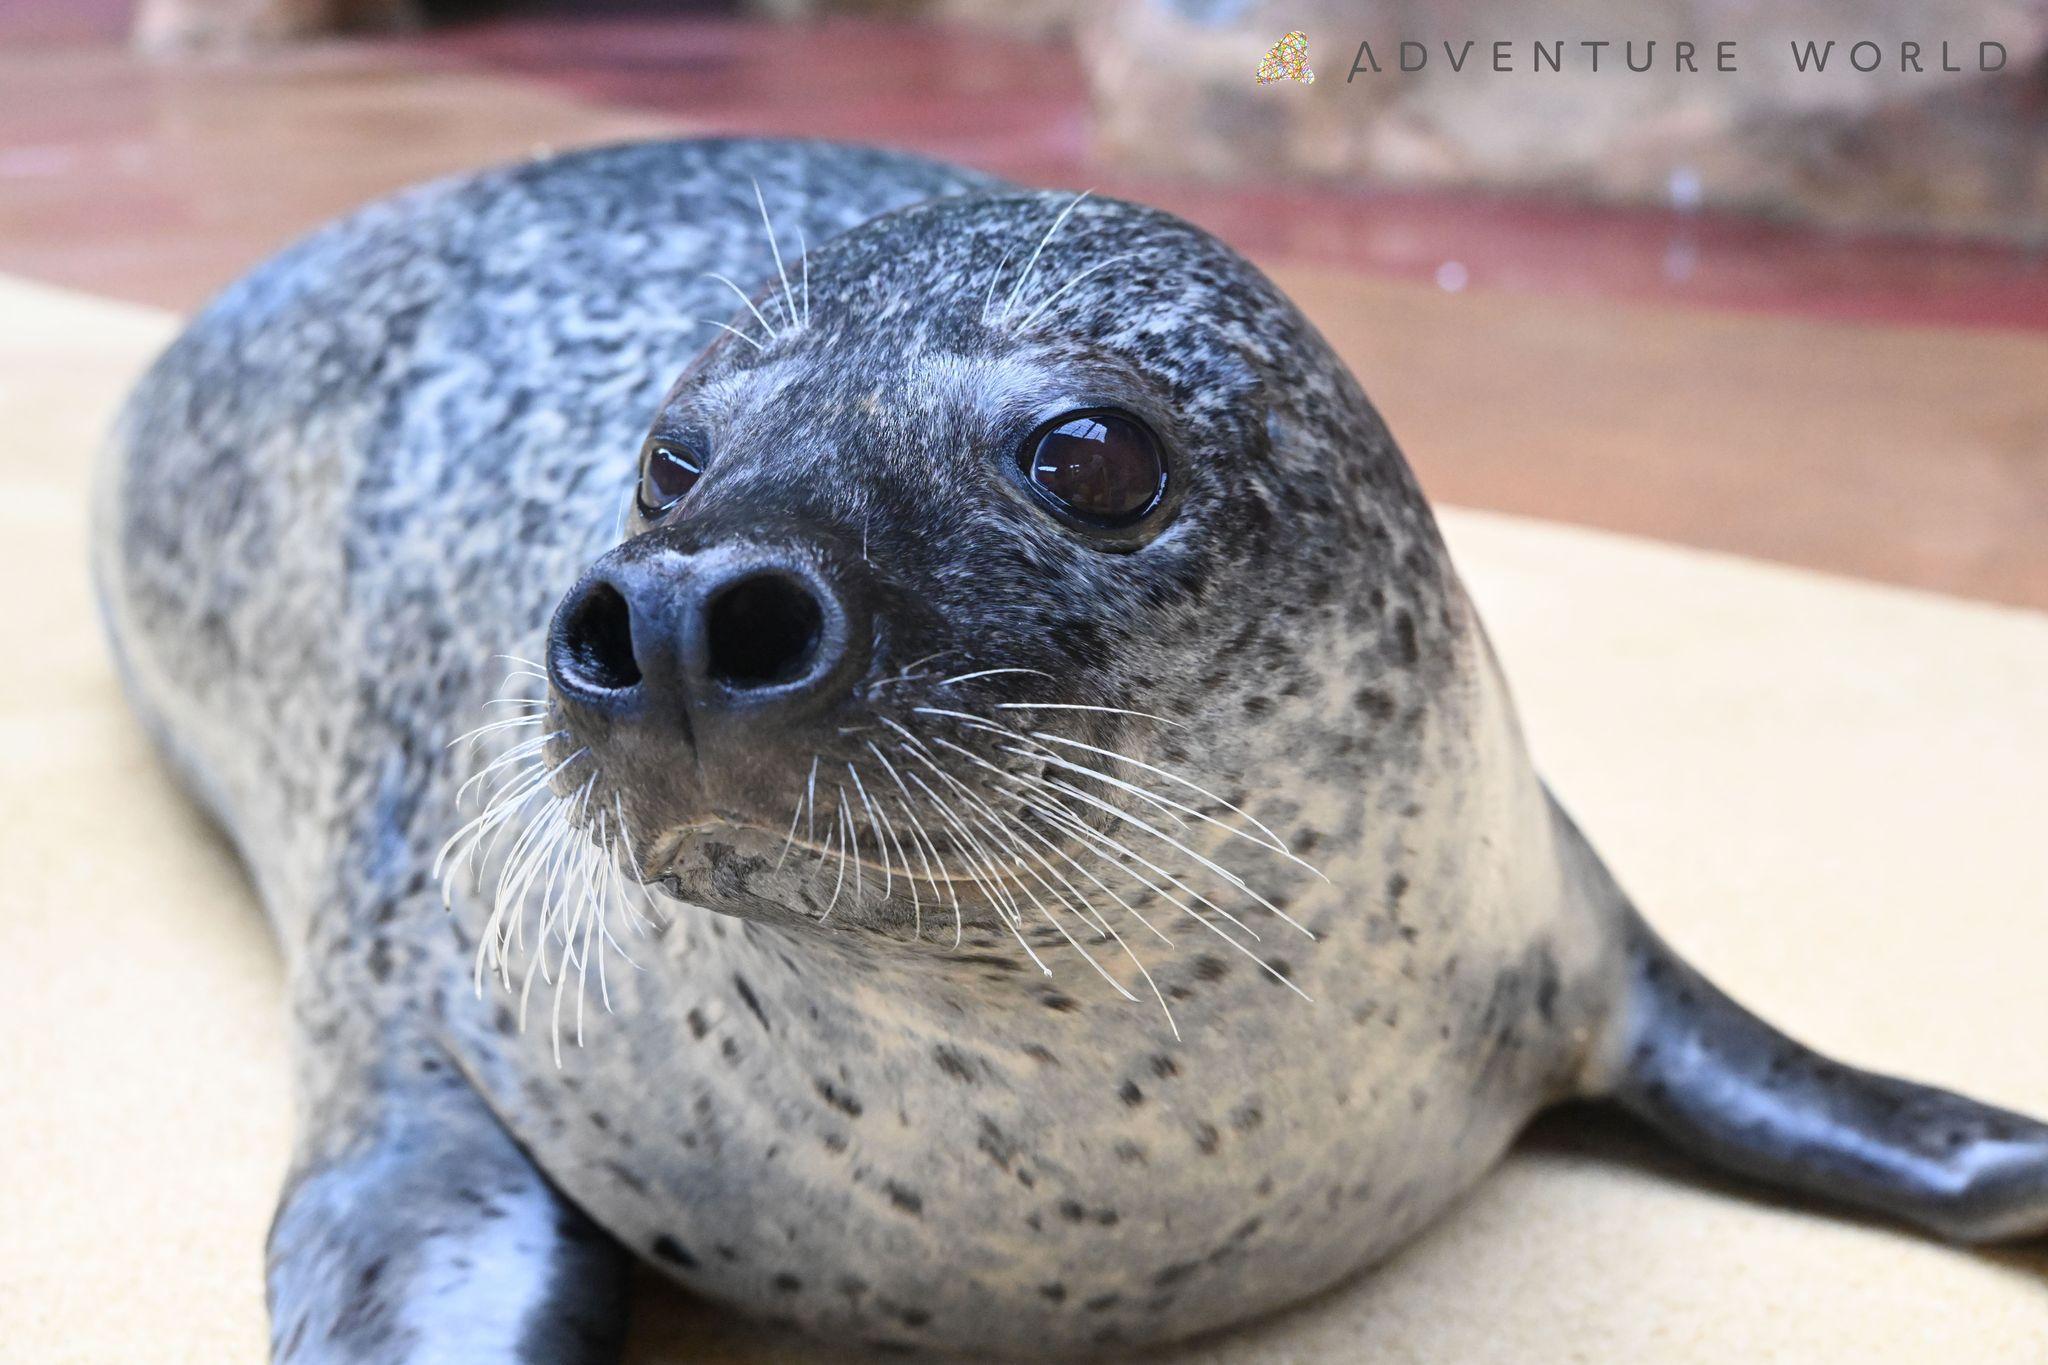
1256, 30, 1316, 85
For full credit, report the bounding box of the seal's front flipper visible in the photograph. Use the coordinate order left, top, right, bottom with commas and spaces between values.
1605, 910, 2048, 1243
267, 1061, 629, 1363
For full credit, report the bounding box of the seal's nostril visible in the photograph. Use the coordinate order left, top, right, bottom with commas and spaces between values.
706, 572, 824, 689
555, 580, 641, 693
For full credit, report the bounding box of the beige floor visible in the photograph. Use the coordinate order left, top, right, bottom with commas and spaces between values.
3, 275, 2044, 1362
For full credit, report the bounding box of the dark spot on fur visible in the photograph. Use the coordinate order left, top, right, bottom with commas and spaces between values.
732, 974, 770, 1029
772, 1273, 802, 1294
652, 1236, 698, 1269
814, 1078, 863, 1117
1118, 1081, 1145, 1106
1150, 1054, 1179, 1079
1393, 609, 1419, 665
885, 1183, 924, 1216
1353, 687, 1396, 722
1192, 954, 1229, 982
932, 1045, 977, 1083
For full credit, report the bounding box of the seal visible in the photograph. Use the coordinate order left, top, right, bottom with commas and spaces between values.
92, 138, 2048, 1362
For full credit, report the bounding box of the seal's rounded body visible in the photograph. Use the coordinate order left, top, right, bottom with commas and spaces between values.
94, 140, 2048, 1362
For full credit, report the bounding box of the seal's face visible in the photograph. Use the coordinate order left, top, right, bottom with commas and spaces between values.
539, 192, 1431, 960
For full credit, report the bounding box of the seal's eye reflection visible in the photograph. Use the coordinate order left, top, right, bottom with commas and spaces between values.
637, 439, 703, 516
1019, 409, 1166, 531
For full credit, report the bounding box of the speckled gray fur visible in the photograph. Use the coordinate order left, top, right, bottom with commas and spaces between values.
93, 139, 2048, 1362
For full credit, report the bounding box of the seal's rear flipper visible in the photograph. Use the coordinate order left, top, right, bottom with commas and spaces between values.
1607, 910, 2048, 1243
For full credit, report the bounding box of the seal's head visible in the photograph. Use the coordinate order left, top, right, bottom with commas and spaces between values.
538, 191, 1457, 961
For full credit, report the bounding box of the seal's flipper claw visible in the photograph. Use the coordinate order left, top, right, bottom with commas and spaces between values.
266, 1061, 630, 1363
1603, 911, 2048, 1244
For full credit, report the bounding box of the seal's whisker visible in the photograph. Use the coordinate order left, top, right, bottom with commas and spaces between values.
776, 756, 815, 871
888, 796, 933, 938
846, 762, 897, 903
868, 740, 955, 942
467, 769, 555, 894
962, 802, 1139, 1005
915, 731, 1172, 959
442, 771, 542, 881
908, 736, 1176, 1027
497, 797, 568, 998
819, 801, 853, 923
1025, 730, 1322, 877
923, 727, 1188, 832
702, 272, 779, 341
456, 731, 559, 808
905, 765, 1016, 918
1018, 253, 1130, 334
951, 780, 1122, 949
980, 242, 1016, 325
614, 483, 634, 540
751, 178, 801, 333
1019, 791, 1312, 1002
610, 792, 662, 935
904, 763, 1043, 970
805, 754, 821, 847
1021, 812, 1175, 951
447, 712, 544, 751
797, 224, 810, 327
998, 741, 1193, 831
539, 781, 596, 961
691, 316, 766, 356
435, 753, 554, 888
1001, 190, 1091, 325
1010, 780, 1264, 941
936, 667, 1055, 688
840, 782, 866, 907
600, 797, 655, 945
484, 697, 551, 710
1040, 774, 1316, 940
993, 701, 1187, 730
986, 805, 1178, 1037
872, 649, 954, 690
799, 804, 838, 891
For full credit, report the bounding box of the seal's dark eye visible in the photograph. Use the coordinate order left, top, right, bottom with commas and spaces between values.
1020, 410, 1166, 530
637, 438, 703, 516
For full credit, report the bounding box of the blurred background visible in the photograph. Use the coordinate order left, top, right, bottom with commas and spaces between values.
3, 0, 2043, 607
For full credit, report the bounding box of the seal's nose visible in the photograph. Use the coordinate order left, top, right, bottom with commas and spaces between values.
546, 544, 858, 741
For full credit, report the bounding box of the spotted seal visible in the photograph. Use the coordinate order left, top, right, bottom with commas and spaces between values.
92, 138, 2048, 1362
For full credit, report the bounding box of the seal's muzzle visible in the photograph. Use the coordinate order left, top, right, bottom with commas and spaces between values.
546, 534, 867, 814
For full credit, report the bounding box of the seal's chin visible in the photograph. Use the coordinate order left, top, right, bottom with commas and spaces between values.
630, 811, 1012, 937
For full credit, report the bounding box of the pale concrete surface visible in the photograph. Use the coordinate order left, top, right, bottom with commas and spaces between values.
3, 276, 2042, 1362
